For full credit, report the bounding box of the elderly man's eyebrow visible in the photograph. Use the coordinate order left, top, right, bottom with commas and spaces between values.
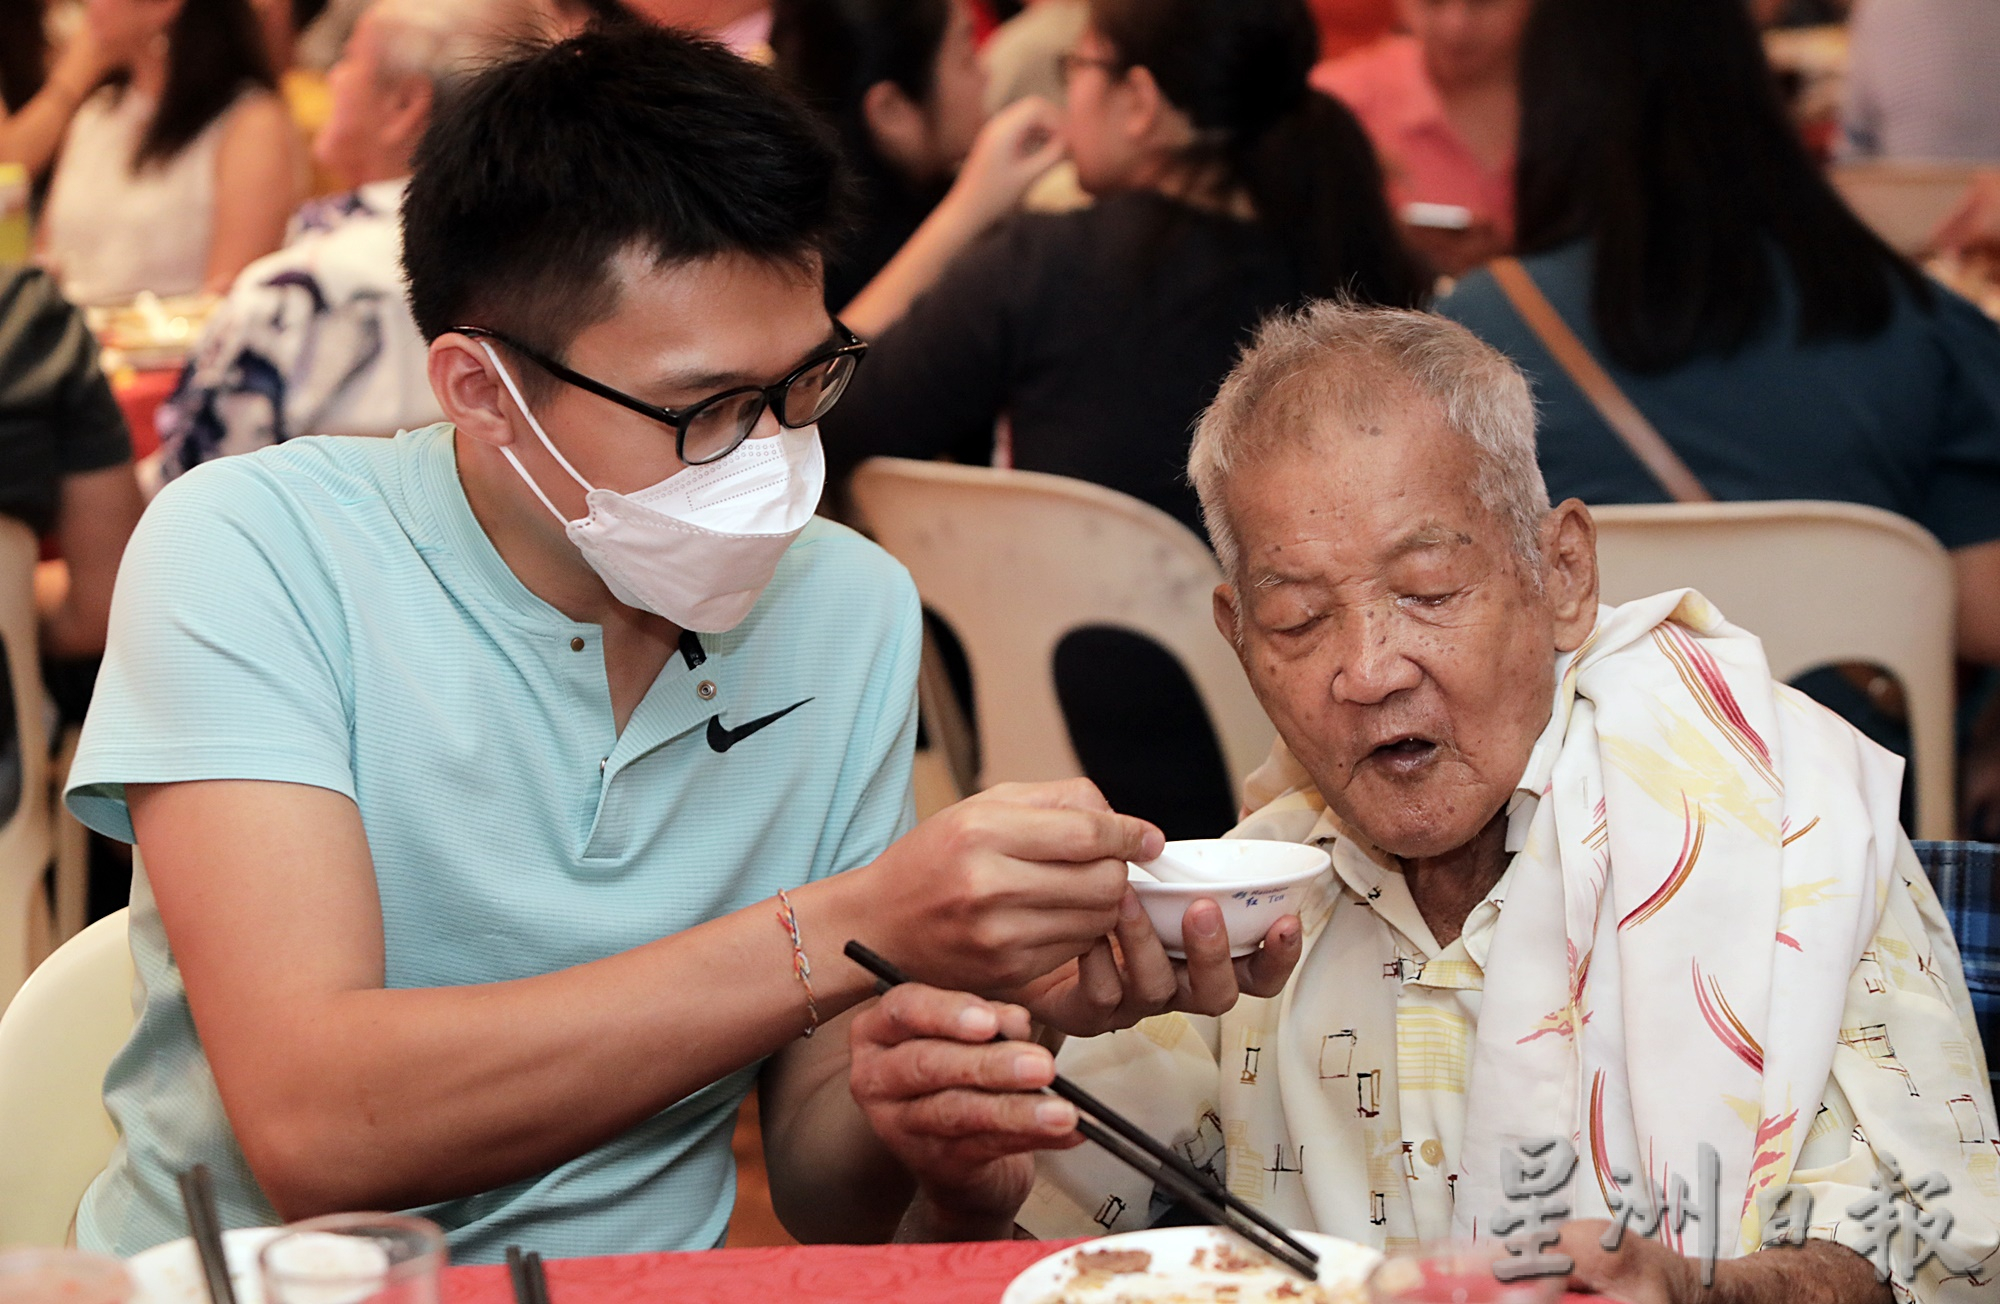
1383, 525, 1475, 560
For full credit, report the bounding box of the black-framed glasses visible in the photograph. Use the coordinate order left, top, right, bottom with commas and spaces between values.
454, 321, 869, 466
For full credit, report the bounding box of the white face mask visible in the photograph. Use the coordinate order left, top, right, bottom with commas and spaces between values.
480, 341, 825, 632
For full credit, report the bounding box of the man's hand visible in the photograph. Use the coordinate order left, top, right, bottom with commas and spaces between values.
1008, 896, 1303, 1036
849, 984, 1082, 1241
849, 779, 1161, 996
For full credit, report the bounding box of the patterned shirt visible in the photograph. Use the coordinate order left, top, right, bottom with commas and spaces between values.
156, 178, 441, 482
1025, 596, 2000, 1302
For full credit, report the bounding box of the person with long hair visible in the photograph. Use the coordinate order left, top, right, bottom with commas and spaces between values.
39, 0, 300, 304
1437, 0, 2000, 832
0, 0, 112, 179
822, 0, 1425, 839
1314, 0, 1534, 276
770, 0, 991, 312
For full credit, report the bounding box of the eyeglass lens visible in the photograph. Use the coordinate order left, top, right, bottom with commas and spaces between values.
682, 352, 859, 464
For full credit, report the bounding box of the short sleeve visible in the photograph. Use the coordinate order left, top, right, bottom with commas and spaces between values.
818, 557, 922, 879
66, 459, 357, 842
1915, 292, 2000, 550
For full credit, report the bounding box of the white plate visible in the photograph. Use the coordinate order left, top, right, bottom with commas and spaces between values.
1001, 1226, 1380, 1304
127, 1227, 284, 1304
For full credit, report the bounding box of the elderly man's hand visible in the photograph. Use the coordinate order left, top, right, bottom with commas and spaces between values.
1550, 1220, 1703, 1304
849, 984, 1083, 1240
1006, 898, 1303, 1037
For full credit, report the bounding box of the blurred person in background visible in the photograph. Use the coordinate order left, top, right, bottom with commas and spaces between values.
1438, 0, 2000, 833
770, 0, 990, 313
980, 0, 1084, 113
0, 0, 111, 180
1313, 0, 1532, 276
823, 0, 1425, 840
623, 0, 771, 49
1307, 0, 1393, 61
0, 264, 143, 821
156, 0, 542, 481
1842, 0, 2000, 163
38, 0, 300, 305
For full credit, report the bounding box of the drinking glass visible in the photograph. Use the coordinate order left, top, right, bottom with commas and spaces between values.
258, 1214, 445, 1304
1367, 1242, 1567, 1304
0, 1249, 131, 1304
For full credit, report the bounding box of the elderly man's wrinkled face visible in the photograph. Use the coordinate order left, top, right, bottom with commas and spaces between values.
1214, 401, 1597, 860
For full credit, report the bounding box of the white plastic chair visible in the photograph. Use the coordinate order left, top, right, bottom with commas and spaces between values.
0, 908, 133, 1247
1589, 501, 1957, 838
0, 517, 52, 1010
1830, 161, 1981, 254
849, 458, 1274, 795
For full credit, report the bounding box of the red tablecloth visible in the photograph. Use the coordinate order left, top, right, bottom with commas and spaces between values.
440, 1240, 1087, 1304
112, 367, 179, 459
438, 1242, 1601, 1304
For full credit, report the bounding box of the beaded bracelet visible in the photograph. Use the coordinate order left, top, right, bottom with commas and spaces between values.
774, 888, 820, 1038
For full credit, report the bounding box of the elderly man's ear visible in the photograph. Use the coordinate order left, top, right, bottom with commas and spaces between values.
1541, 498, 1600, 653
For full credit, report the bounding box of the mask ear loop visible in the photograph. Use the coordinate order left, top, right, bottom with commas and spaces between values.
477, 339, 597, 525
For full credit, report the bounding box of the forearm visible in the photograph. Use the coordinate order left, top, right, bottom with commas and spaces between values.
1710, 1241, 1891, 1304
894, 1190, 1019, 1244
212, 868, 886, 1218
840, 190, 995, 339
1952, 539, 2000, 665
760, 1021, 916, 1244
0, 76, 93, 176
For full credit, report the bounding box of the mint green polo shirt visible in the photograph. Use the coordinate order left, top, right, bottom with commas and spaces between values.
65, 424, 920, 1263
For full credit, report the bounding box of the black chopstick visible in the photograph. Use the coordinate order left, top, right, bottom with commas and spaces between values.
505, 1247, 551, 1304
843, 941, 1319, 1281
177, 1165, 238, 1304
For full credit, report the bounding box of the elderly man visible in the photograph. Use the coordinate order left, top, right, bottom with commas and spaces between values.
155, 0, 547, 483
851, 303, 1999, 1301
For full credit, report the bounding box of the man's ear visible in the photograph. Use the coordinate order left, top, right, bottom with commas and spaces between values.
1213, 582, 1243, 651
1119, 63, 1171, 146
382, 75, 435, 159
429, 334, 517, 450
1541, 498, 1600, 652
861, 79, 933, 177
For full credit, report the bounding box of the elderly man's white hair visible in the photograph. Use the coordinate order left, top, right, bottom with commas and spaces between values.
1189, 301, 1550, 581
369, 0, 544, 91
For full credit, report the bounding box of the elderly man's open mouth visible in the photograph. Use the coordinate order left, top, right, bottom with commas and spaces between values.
1362, 734, 1442, 776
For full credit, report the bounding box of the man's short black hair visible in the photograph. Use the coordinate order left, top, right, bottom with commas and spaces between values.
402, 25, 848, 359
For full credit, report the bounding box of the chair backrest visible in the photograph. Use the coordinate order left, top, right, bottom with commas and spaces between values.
1829, 160, 1981, 254
0, 516, 52, 1010
1589, 501, 1957, 838
849, 459, 1274, 794
0, 908, 134, 1247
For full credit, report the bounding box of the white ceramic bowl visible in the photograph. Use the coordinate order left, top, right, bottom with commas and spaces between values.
1128, 839, 1331, 958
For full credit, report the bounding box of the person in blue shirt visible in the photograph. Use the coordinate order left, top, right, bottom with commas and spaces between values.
63, 27, 1303, 1262
1435, 0, 2000, 834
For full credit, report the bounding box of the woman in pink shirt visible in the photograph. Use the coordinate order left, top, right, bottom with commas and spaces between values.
1313, 0, 1531, 274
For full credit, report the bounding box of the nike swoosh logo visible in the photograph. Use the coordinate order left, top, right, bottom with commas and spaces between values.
706, 699, 812, 753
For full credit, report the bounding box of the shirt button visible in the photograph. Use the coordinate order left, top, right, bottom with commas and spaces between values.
569, 637, 585, 652
696, 680, 718, 700
1420, 1139, 1445, 1166
599, 757, 608, 773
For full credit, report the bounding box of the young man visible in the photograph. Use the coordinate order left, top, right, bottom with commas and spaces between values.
66, 29, 1301, 1261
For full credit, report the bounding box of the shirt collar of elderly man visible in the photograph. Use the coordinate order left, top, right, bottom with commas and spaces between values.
850, 304, 1998, 1304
